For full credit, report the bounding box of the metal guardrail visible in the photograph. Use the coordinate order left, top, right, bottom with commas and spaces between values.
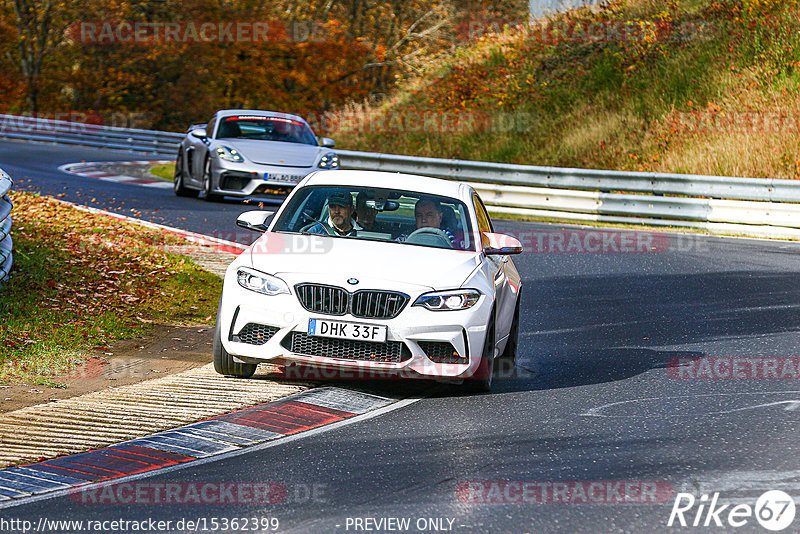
1, 113, 800, 239
0, 168, 13, 284
336, 150, 800, 239
336, 150, 800, 202
0, 114, 182, 157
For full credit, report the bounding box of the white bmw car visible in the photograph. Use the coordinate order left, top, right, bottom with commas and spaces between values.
214, 170, 523, 391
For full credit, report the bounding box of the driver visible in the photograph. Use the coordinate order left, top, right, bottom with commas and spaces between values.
397, 198, 461, 247
414, 198, 445, 231
306, 191, 362, 237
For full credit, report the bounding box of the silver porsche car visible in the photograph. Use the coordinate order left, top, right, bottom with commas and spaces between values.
173, 109, 338, 201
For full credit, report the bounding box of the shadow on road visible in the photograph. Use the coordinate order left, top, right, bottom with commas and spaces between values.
491, 348, 704, 394
495, 269, 800, 394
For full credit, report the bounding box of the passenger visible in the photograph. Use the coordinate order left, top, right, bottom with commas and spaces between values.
306, 191, 361, 237
355, 191, 391, 233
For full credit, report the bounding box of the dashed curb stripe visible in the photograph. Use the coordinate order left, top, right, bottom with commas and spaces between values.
0, 387, 397, 503
58, 160, 173, 189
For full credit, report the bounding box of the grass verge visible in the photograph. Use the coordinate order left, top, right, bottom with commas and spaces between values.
331, 0, 800, 180
0, 192, 221, 386
149, 163, 174, 182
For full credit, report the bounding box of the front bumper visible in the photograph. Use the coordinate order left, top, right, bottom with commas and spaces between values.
211, 160, 320, 197
218, 273, 493, 381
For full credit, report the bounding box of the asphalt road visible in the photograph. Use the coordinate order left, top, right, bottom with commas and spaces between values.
0, 140, 274, 243
3, 140, 800, 533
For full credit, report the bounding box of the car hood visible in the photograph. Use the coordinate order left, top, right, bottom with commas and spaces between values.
245, 233, 482, 291
216, 139, 322, 167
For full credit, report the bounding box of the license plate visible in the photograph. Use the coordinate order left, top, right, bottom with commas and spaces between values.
266, 173, 303, 183
308, 319, 387, 343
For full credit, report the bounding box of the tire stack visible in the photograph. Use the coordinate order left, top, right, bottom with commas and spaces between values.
0, 168, 13, 285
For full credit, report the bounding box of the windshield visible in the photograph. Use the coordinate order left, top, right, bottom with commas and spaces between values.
216, 115, 319, 146
273, 185, 475, 251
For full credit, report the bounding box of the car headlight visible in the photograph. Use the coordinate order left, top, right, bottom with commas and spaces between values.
318, 152, 339, 169
413, 289, 481, 311
237, 267, 289, 296
216, 145, 244, 162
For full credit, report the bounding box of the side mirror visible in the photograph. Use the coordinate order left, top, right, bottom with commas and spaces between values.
320, 137, 335, 148
236, 210, 274, 232
190, 128, 208, 140
483, 232, 523, 255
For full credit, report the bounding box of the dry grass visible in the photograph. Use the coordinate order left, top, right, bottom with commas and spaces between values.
0, 192, 221, 385
331, 0, 800, 180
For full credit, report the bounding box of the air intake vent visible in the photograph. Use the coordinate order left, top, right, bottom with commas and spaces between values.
231, 324, 280, 345
418, 341, 467, 364
283, 332, 411, 363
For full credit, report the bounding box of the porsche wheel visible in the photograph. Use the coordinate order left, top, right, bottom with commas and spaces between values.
202, 157, 223, 202
173, 151, 198, 197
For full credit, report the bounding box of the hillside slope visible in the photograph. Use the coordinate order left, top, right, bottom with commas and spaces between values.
333, 0, 800, 180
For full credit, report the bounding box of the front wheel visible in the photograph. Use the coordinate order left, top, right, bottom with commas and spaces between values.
173, 151, 198, 197
463, 313, 495, 393
213, 318, 256, 378
202, 157, 223, 202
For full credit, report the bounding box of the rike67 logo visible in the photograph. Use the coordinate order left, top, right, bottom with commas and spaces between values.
668, 491, 796, 531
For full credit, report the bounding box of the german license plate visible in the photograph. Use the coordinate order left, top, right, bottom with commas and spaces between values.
308, 319, 387, 343
266, 173, 303, 183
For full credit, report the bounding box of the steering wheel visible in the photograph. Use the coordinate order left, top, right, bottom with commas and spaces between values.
405, 228, 453, 248
299, 221, 334, 235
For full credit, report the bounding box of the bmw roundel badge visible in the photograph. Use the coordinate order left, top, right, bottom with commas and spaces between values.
347, 278, 359, 285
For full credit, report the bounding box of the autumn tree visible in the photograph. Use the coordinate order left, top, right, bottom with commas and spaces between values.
0, 0, 527, 126
5, 0, 77, 112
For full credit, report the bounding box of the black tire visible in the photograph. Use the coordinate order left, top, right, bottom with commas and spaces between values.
173, 151, 198, 197
213, 317, 256, 378
464, 312, 495, 393
500, 292, 520, 365
202, 157, 223, 202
